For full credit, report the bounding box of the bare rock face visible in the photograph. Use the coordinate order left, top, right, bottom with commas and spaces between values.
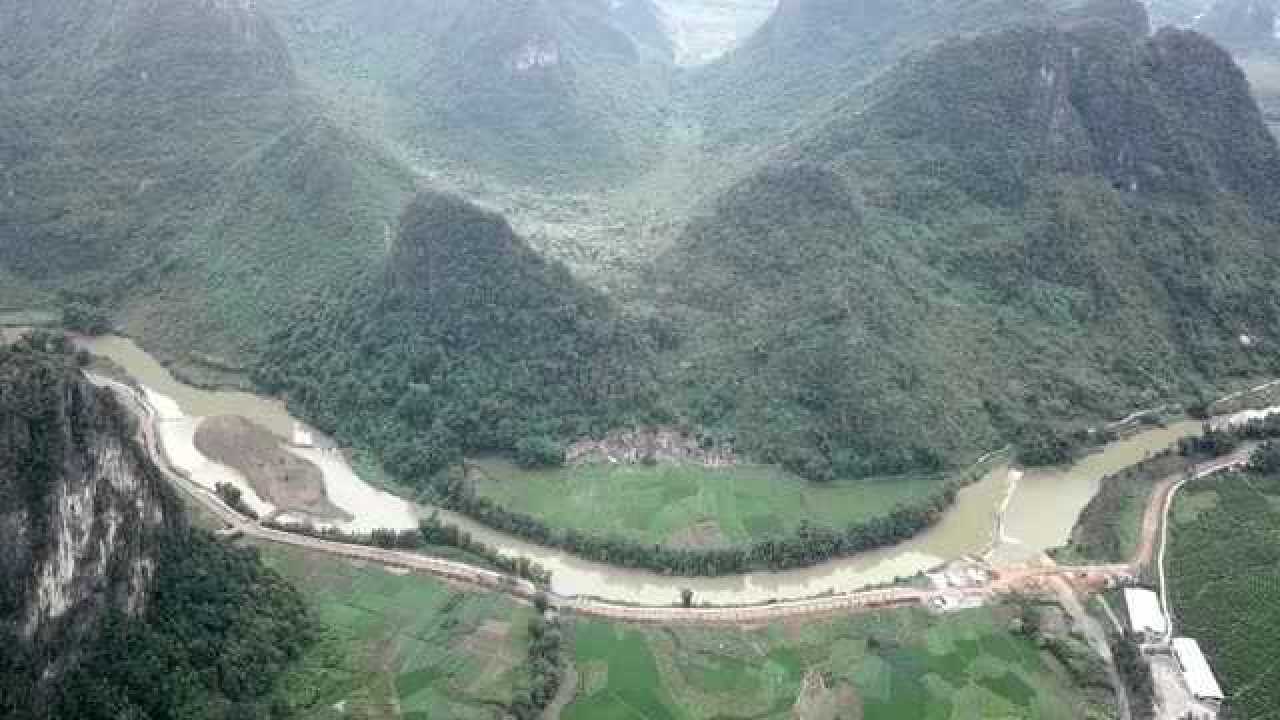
0, 335, 179, 685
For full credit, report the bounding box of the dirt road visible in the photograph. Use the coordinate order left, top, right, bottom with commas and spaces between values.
1048, 575, 1132, 720
1131, 451, 1251, 572
1151, 451, 1252, 641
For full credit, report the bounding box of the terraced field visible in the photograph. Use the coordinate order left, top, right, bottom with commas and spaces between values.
471, 459, 947, 547
564, 607, 1112, 720
259, 543, 536, 720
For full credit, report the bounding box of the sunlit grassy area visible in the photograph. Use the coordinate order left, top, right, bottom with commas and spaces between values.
471, 459, 948, 547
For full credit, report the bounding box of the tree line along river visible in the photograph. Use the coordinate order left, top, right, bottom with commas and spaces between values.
73, 332, 1206, 606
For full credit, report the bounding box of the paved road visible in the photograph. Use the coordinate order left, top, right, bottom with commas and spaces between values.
90, 373, 1140, 626
1151, 451, 1252, 642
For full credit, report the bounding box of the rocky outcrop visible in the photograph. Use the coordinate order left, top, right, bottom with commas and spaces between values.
0, 334, 179, 685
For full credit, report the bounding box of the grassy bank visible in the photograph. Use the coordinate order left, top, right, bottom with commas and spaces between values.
1167, 461, 1280, 718
564, 606, 1113, 720
1054, 450, 1192, 566
258, 543, 537, 720
470, 459, 948, 548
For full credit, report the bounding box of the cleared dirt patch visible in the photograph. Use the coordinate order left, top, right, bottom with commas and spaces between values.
793, 670, 863, 720
665, 519, 730, 549
459, 620, 522, 695
195, 415, 351, 522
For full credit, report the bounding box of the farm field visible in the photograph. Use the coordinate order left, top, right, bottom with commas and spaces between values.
258, 543, 536, 720
1168, 463, 1280, 718
470, 459, 948, 548
564, 607, 1112, 720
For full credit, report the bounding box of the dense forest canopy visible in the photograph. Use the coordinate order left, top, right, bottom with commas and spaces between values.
658, 17, 1280, 479
256, 190, 661, 480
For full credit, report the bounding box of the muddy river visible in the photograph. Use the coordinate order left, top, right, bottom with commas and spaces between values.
76, 333, 1207, 606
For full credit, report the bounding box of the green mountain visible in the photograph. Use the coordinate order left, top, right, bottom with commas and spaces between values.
256, 190, 659, 480
0, 0, 294, 278
687, 0, 1135, 146
260, 0, 675, 185
657, 19, 1280, 479
0, 0, 414, 363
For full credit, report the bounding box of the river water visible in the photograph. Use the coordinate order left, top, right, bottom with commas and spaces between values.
74, 334, 1207, 606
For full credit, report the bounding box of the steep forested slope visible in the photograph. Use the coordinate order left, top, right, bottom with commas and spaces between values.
0, 334, 315, 720
260, 0, 675, 184
0, 0, 414, 362
658, 20, 1280, 480
257, 191, 659, 483
688, 0, 1131, 146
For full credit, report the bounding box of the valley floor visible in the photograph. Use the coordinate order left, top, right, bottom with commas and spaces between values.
470, 457, 948, 548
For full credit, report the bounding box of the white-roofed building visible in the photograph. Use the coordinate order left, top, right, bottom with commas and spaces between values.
292, 421, 315, 448
1123, 587, 1168, 643
1173, 637, 1224, 711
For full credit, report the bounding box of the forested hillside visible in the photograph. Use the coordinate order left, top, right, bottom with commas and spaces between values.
0, 334, 316, 720
687, 0, 1130, 146
259, 0, 675, 185
256, 191, 660, 483
0, 0, 414, 362
658, 16, 1280, 479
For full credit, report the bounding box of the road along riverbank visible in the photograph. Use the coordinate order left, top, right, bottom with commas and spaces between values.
69, 331, 1257, 611
93, 371, 1143, 626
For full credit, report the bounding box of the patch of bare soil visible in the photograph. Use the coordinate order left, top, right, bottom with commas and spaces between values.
195, 415, 351, 522
566, 426, 737, 467
459, 620, 523, 695
792, 670, 862, 720
665, 519, 731, 550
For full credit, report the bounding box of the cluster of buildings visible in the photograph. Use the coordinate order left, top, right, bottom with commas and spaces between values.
1123, 587, 1224, 716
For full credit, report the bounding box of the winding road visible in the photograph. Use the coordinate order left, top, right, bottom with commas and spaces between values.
90, 372, 1170, 626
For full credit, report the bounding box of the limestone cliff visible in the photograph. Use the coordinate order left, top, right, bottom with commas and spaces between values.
0, 333, 180, 687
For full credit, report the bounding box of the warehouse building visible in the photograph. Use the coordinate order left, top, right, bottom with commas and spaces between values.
1173, 637, 1224, 712
1123, 587, 1168, 643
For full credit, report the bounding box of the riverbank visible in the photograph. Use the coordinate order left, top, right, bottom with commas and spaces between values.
58, 329, 1277, 608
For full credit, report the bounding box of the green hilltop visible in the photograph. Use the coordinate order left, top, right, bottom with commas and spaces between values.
657, 17, 1280, 479
685, 0, 1126, 147
259, 0, 676, 186
256, 190, 659, 476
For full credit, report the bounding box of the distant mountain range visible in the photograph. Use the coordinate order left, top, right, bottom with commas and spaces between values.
5, 0, 1280, 481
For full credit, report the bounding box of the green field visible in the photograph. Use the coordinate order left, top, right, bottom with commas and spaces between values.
1168, 462, 1280, 718
471, 459, 948, 547
565, 607, 1112, 720
257, 543, 536, 720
